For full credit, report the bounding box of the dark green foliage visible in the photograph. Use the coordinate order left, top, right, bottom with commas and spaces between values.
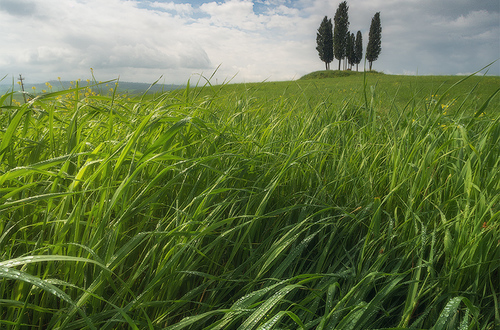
333, 1, 349, 70
366, 12, 382, 71
346, 32, 356, 69
354, 30, 363, 71
316, 16, 334, 70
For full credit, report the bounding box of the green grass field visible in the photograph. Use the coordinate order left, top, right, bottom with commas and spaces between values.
1, 71, 499, 329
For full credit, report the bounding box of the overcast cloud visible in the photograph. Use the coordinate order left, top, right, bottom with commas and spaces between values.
0, 0, 498, 84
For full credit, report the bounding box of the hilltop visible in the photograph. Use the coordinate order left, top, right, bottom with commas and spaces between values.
299, 70, 384, 80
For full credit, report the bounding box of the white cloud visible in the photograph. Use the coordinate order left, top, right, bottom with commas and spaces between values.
148, 1, 194, 16
0, 0, 40, 17
449, 10, 499, 31
200, 0, 265, 30
0, 0, 214, 83
0, 0, 498, 84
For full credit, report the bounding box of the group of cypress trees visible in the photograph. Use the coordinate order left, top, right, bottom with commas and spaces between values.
316, 1, 381, 72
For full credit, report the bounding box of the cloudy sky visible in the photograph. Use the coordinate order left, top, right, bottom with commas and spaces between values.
0, 0, 499, 84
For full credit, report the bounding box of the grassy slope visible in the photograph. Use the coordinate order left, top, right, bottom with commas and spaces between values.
0, 73, 499, 329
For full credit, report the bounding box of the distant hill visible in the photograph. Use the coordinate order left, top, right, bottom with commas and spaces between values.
0, 80, 185, 95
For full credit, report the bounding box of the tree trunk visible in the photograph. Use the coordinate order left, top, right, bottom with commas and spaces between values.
338, 59, 341, 70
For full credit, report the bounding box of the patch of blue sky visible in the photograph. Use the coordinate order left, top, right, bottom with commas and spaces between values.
136, 0, 305, 17
253, 0, 309, 18
136, 0, 207, 19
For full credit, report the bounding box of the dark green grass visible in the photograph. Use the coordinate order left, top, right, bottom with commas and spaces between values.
0, 71, 499, 329
179, 72, 500, 119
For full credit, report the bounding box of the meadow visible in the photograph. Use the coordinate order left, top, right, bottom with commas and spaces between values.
0, 70, 499, 329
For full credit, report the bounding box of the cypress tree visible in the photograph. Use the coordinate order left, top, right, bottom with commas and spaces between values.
366, 12, 382, 71
316, 16, 334, 70
346, 32, 355, 70
333, 1, 349, 70
354, 30, 363, 71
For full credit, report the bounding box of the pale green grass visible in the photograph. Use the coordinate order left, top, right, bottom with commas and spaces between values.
0, 71, 499, 329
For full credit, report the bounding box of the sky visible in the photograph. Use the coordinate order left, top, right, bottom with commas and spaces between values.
0, 0, 499, 85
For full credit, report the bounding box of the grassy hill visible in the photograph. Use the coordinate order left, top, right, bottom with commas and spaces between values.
0, 72, 499, 329
185, 71, 499, 117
